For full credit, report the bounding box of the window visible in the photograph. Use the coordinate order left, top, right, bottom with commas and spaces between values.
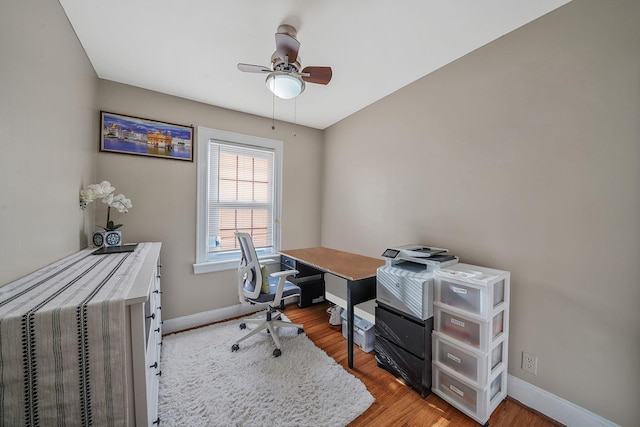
194, 127, 283, 274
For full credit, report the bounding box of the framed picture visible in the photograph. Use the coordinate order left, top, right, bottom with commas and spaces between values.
100, 111, 194, 161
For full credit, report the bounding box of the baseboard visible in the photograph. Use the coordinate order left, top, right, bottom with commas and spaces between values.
507, 375, 619, 427
162, 304, 259, 334
162, 298, 300, 335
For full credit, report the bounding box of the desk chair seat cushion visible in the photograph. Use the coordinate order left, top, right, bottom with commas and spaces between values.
248, 277, 301, 304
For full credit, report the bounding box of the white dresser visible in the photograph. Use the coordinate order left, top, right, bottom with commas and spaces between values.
0, 242, 162, 426
431, 263, 510, 426
126, 242, 163, 426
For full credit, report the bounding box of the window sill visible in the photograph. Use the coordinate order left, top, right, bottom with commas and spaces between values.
193, 255, 281, 275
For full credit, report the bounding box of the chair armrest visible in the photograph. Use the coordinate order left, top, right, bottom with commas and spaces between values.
269, 269, 299, 278
269, 269, 299, 306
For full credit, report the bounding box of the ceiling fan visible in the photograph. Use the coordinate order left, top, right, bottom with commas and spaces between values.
237, 24, 333, 99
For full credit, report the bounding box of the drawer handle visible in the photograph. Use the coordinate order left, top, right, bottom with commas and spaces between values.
153, 290, 163, 294
156, 370, 162, 376
451, 286, 468, 295
153, 417, 160, 425
146, 313, 155, 320
154, 328, 161, 333
449, 384, 464, 397
158, 341, 163, 346
447, 352, 462, 364
450, 318, 465, 328
149, 362, 158, 369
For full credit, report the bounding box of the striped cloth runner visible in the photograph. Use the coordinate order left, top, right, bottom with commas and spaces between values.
0, 243, 151, 426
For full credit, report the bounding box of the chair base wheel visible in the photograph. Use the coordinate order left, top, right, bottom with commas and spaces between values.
273, 348, 281, 357
297, 328, 304, 334
231, 343, 239, 352
239, 323, 246, 330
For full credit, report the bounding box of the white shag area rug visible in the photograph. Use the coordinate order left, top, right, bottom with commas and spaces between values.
158, 315, 375, 427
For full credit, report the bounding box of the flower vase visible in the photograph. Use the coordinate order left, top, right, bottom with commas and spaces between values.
104, 230, 122, 247
92, 231, 105, 248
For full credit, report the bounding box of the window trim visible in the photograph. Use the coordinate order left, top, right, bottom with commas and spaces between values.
194, 126, 283, 274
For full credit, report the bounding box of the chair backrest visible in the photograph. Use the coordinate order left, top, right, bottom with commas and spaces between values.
235, 231, 263, 303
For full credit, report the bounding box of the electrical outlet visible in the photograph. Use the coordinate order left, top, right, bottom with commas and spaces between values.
522, 351, 538, 375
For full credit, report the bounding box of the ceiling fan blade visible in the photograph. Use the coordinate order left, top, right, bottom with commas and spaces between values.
237, 63, 271, 73
301, 66, 333, 85
275, 32, 300, 63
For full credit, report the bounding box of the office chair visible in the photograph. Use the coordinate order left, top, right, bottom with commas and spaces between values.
231, 231, 304, 357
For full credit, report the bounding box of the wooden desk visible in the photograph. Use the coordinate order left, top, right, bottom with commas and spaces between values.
280, 247, 384, 369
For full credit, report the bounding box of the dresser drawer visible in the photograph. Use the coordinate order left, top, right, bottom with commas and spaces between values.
433, 332, 506, 385
432, 365, 506, 425
434, 304, 506, 352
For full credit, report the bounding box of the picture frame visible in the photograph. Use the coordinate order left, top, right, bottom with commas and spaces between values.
100, 111, 194, 162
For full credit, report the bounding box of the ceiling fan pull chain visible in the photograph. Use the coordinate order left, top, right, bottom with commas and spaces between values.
293, 98, 297, 137
272, 93, 276, 130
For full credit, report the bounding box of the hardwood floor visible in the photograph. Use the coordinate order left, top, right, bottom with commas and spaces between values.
283, 302, 562, 427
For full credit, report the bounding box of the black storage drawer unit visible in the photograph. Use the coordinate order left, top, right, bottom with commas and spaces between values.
375, 304, 427, 358
375, 302, 434, 397
375, 334, 430, 397
280, 255, 326, 308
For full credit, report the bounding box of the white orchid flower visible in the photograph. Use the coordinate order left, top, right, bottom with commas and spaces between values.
79, 181, 132, 231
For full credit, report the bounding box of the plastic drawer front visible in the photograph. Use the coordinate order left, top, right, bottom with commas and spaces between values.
435, 273, 508, 320
375, 335, 431, 397
432, 332, 506, 386
432, 364, 507, 425
375, 304, 427, 358
434, 304, 506, 352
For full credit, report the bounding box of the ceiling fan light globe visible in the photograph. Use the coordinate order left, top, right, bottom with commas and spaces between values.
266, 72, 305, 99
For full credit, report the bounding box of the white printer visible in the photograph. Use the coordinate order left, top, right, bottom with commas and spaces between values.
377, 245, 458, 320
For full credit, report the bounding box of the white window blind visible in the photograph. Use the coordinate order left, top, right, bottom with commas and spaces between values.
208, 142, 275, 255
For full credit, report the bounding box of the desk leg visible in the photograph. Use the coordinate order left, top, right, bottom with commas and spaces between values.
346, 276, 376, 369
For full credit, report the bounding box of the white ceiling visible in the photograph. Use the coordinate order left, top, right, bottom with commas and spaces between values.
59, 0, 570, 130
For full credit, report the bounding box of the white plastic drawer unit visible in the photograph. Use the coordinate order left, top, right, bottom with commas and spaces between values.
434, 304, 506, 352
432, 332, 506, 385
435, 263, 509, 319
432, 365, 507, 425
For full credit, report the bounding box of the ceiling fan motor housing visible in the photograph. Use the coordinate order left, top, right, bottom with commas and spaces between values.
271, 51, 301, 73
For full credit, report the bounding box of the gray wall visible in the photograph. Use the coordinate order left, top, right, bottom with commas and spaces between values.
322, 0, 639, 425
97, 80, 324, 320
0, 0, 98, 284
